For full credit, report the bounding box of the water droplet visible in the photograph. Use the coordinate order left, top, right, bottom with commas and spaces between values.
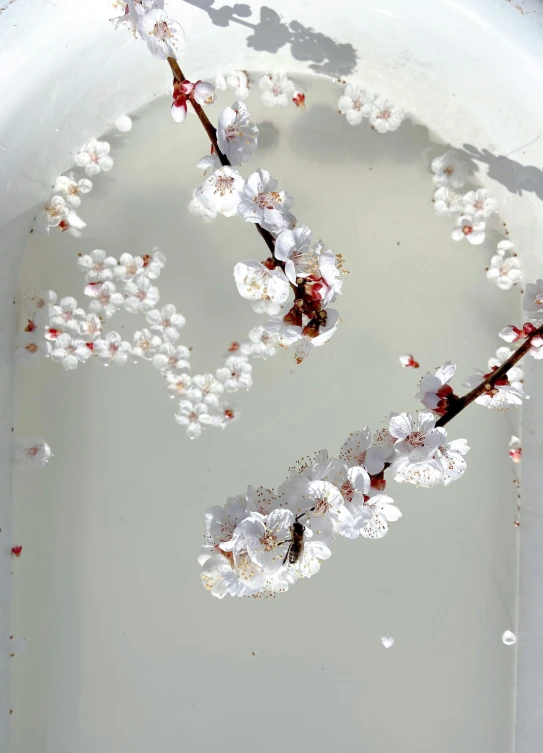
380, 634, 395, 649
502, 630, 516, 646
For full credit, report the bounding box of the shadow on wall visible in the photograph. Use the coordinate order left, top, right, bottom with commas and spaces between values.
462, 144, 543, 202
183, 0, 358, 76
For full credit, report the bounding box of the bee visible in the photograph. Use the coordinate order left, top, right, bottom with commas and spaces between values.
282, 520, 306, 566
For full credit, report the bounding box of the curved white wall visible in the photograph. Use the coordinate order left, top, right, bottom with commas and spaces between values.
2, 1, 543, 750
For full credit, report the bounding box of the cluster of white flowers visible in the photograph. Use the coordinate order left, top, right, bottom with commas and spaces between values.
111, 1, 185, 59
430, 151, 499, 248
337, 81, 405, 133
258, 72, 305, 109
200, 414, 468, 597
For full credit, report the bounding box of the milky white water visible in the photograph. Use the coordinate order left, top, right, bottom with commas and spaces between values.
11, 74, 520, 753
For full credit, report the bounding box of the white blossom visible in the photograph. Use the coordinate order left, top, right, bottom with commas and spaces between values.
95, 332, 131, 364
146, 303, 185, 341
166, 372, 193, 397
251, 299, 283, 317
303, 242, 343, 307
217, 101, 258, 166
53, 173, 93, 208
114, 253, 145, 282
260, 318, 302, 348
237, 169, 295, 234
50, 333, 92, 370
463, 349, 524, 410
337, 82, 374, 125
175, 400, 218, 439
294, 308, 340, 364
285, 479, 352, 545
34, 195, 70, 235
78, 313, 103, 342
461, 188, 498, 220
137, 8, 185, 60
239, 509, 295, 574
486, 254, 522, 290
85, 281, 124, 319
132, 329, 163, 360
258, 72, 296, 107
59, 210, 86, 238
488, 346, 523, 384
497, 240, 515, 257
433, 187, 463, 218
77, 249, 118, 282
437, 438, 470, 485
338, 428, 389, 475
189, 373, 224, 407
216, 355, 253, 391
523, 279, 543, 322
74, 139, 114, 177
152, 342, 190, 372
188, 189, 217, 222
215, 70, 250, 100
142, 249, 166, 280
196, 152, 222, 175
359, 494, 402, 539
451, 215, 486, 245
124, 276, 159, 313
369, 97, 405, 133
389, 412, 447, 487
49, 296, 85, 334
431, 151, 468, 189
233, 260, 290, 304
241, 325, 279, 358
193, 81, 216, 106
15, 436, 52, 469
415, 362, 456, 415
195, 166, 244, 217
274, 225, 319, 284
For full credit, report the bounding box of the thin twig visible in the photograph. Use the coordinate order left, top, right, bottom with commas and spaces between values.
436, 322, 543, 428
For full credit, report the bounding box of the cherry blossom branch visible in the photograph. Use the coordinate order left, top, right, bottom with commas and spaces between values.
167, 57, 276, 257
435, 321, 543, 428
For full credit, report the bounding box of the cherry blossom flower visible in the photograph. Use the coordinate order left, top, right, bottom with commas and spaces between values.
34, 195, 70, 235
287, 479, 352, 545
240, 325, 279, 358
274, 225, 319, 284
196, 151, 222, 175
389, 412, 446, 485
152, 343, 191, 372
132, 329, 163, 360
114, 253, 145, 282
486, 254, 522, 290
433, 187, 463, 218
85, 281, 124, 319
53, 173, 93, 208
78, 313, 103, 342
369, 97, 406, 133
137, 8, 185, 60
237, 169, 295, 234
461, 188, 498, 220
359, 494, 402, 539
337, 83, 374, 125
216, 355, 253, 391
196, 166, 245, 217
188, 190, 217, 223
15, 332, 50, 366
142, 249, 166, 280
499, 322, 538, 344
166, 372, 193, 397
239, 509, 295, 574
415, 362, 456, 415
497, 240, 514, 257
193, 81, 216, 106
189, 373, 224, 407
399, 354, 419, 368
94, 332, 131, 364
260, 318, 302, 348
234, 260, 290, 304
437, 438, 470, 485
338, 428, 390, 474
509, 435, 522, 463
15, 436, 52, 469
294, 308, 340, 364
74, 139, 114, 177
431, 151, 468, 189
77, 249, 118, 282
451, 215, 486, 245
49, 297, 85, 334
258, 72, 296, 107
124, 276, 159, 313
523, 279, 543, 322
146, 303, 185, 341
302, 243, 343, 307
58, 210, 86, 238
217, 101, 258, 166
215, 70, 250, 100
175, 400, 218, 439
292, 92, 306, 109
50, 333, 92, 370
463, 349, 524, 410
